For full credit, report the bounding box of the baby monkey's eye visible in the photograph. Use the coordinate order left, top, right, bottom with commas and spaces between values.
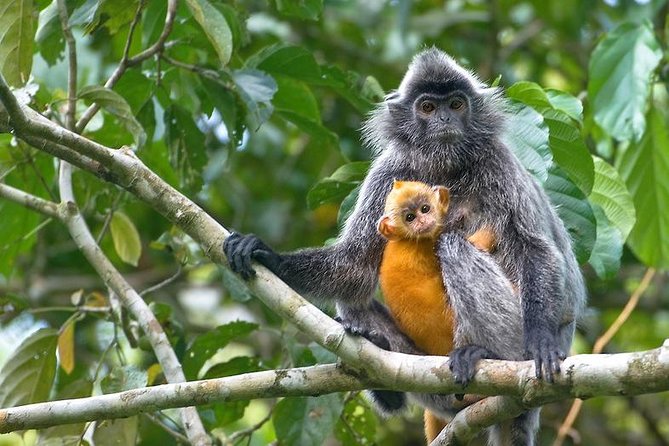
405, 213, 416, 222
420, 101, 436, 113
449, 98, 464, 110
420, 205, 430, 213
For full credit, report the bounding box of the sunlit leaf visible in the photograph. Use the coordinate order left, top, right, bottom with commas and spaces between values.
589, 157, 636, 240
588, 21, 662, 142
100, 365, 148, 394
110, 211, 142, 267
57, 320, 76, 374
588, 204, 624, 279
232, 69, 277, 130
335, 394, 378, 446
0, 0, 35, 86
275, 0, 323, 20
185, 0, 233, 66
0, 329, 57, 407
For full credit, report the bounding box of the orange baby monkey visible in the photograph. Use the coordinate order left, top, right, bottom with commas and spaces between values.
377, 180, 497, 443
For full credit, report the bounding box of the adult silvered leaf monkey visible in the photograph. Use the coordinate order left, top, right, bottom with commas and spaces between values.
224, 48, 586, 445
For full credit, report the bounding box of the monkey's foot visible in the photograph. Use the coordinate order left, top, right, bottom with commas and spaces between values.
449, 345, 498, 387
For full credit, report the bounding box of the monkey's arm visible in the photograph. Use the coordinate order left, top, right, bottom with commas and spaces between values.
224, 158, 411, 333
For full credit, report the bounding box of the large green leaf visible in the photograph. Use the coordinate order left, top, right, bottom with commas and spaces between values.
0, 0, 34, 86
616, 104, 669, 268
588, 21, 662, 142
249, 44, 322, 83
335, 394, 377, 446
588, 204, 624, 279
164, 105, 207, 193
35, 1, 64, 66
273, 394, 344, 446
185, 0, 233, 66
0, 328, 58, 407
182, 321, 258, 380
93, 417, 139, 446
589, 157, 636, 240
507, 82, 593, 193
79, 86, 147, 148
544, 166, 596, 263
307, 162, 369, 209
502, 102, 551, 183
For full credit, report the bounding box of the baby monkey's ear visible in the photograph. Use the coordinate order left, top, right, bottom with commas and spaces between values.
433, 185, 450, 208
378, 215, 400, 241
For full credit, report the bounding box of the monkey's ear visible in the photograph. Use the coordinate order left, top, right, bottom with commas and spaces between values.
378, 216, 400, 240
433, 186, 450, 207
385, 93, 404, 118
392, 180, 405, 189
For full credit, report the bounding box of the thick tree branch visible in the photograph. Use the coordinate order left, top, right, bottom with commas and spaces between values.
1, 345, 669, 435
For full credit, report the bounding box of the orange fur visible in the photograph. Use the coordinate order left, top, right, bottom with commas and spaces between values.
378, 181, 497, 444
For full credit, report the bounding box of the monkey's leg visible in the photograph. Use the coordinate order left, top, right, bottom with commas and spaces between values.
436, 233, 537, 446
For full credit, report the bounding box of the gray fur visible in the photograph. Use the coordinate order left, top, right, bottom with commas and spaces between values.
224, 47, 586, 445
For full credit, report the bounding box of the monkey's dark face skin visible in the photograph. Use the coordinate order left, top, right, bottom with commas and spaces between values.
412, 92, 470, 143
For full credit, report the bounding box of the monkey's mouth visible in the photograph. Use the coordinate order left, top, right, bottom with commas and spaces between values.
431, 129, 462, 142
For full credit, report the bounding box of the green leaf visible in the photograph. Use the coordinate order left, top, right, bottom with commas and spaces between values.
506, 81, 553, 111
307, 162, 369, 209
164, 105, 207, 193
100, 365, 148, 394
79, 86, 147, 148
0, 329, 57, 407
335, 394, 378, 446
183, 321, 258, 380
544, 110, 594, 194
275, 0, 323, 20
273, 76, 320, 122
544, 166, 596, 263
185, 0, 233, 66
338, 184, 361, 228
503, 102, 551, 183
589, 157, 636, 240
110, 211, 142, 267
0, 0, 35, 86
588, 204, 624, 279
35, 1, 64, 66
616, 104, 669, 268
278, 110, 339, 151
317, 65, 375, 114
93, 417, 138, 446
232, 69, 277, 131
249, 44, 322, 83
545, 89, 583, 122
273, 394, 344, 446
221, 266, 255, 303
201, 357, 264, 427
588, 21, 662, 142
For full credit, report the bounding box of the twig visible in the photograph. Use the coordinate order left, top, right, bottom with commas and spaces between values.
75, 0, 177, 133
226, 406, 274, 445
57, 161, 211, 445
553, 268, 657, 446
95, 190, 125, 245
0, 183, 60, 219
140, 264, 183, 297
145, 412, 190, 444
56, 0, 77, 131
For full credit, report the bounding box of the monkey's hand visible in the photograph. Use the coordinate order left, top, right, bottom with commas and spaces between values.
223, 233, 282, 280
449, 345, 498, 387
524, 327, 565, 383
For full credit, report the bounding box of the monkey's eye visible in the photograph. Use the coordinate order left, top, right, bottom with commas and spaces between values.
405, 213, 416, 222
420, 101, 436, 114
420, 205, 430, 213
449, 98, 465, 110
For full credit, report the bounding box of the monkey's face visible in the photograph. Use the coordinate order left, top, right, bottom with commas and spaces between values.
412, 93, 470, 143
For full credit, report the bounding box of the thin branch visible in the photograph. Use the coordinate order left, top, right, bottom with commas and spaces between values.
226, 406, 274, 445
75, 0, 177, 133
58, 162, 211, 446
145, 413, 190, 445
140, 264, 183, 297
56, 0, 77, 131
95, 190, 125, 245
0, 183, 60, 219
554, 268, 657, 446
